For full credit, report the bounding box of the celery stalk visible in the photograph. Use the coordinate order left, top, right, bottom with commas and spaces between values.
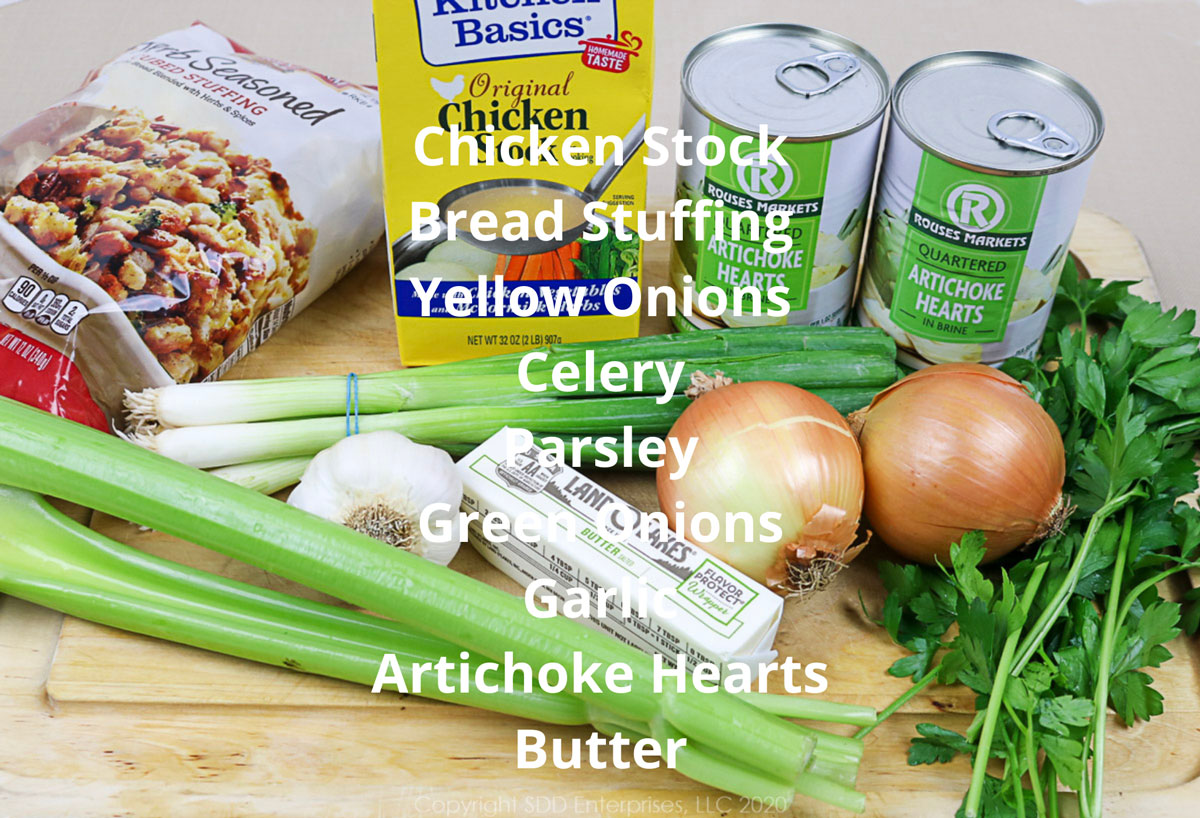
0, 398, 823, 792
592, 719, 796, 805
0, 486, 589, 725
0, 483, 864, 801
793, 773, 868, 814
737, 693, 876, 727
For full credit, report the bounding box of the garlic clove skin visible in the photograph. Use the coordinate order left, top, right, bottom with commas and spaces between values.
419, 516, 462, 566
287, 431, 464, 566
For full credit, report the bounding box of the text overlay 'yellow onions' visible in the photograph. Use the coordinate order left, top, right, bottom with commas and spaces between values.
852, 364, 1066, 566
658, 381, 866, 597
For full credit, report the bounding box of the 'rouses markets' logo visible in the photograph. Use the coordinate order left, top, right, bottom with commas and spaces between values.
946, 183, 1006, 232
737, 151, 796, 202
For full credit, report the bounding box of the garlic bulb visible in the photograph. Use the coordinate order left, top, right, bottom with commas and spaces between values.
287, 431, 463, 565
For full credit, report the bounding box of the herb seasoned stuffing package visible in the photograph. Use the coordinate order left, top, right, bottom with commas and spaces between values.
0, 24, 381, 425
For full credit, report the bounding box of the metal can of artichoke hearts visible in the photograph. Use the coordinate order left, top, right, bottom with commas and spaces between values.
671, 24, 888, 331
858, 51, 1103, 366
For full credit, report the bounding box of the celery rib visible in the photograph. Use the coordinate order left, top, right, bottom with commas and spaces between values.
0, 486, 590, 725
592, 720, 797, 805
0, 482, 867, 803
738, 692, 877, 727
0, 397, 830, 796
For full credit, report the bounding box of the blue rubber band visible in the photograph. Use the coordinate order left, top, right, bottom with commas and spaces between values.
345, 372, 359, 436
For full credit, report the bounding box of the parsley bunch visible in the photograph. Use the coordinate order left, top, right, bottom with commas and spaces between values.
866, 270, 1200, 818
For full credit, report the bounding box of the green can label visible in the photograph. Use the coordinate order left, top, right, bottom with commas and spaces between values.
693, 124, 830, 311
889, 153, 1047, 342
671, 99, 881, 329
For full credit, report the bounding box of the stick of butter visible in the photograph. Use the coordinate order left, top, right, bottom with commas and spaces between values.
458, 429, 783, 673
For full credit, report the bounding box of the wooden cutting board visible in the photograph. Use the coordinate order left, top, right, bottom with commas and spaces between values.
3, 210, 1197, 817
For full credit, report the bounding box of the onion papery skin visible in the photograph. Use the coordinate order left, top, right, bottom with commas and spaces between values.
855, 364, 1065, 566
657, 381, 865, 595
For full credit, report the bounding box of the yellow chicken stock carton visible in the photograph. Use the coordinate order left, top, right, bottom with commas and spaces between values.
373, 0, 655, 364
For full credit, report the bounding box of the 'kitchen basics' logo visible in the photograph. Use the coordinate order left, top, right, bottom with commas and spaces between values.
946, 183, 1006, 232
415, 0, 617, 67
737, 151, 795, 202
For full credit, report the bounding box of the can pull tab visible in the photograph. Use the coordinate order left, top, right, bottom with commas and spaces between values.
987, 110, 1080, 159
775, 51, 860, 97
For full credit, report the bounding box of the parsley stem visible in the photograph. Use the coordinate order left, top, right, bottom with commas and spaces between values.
1086, 508, 1133, 818
1011, 490, 1142, 676
853, 663, 941, 739
1024, 709, 1045, 817
1002, 732, 1026, 818
1003, 697, 1044, 815
1046, 762, 1060, 818
1080, 740, 1092, 818
1164, 418, 1200, 439
1003, 697, 1044, 816
966, 709, 986, 743
964, 563, 1049, 818
1113, 567, 1192, 633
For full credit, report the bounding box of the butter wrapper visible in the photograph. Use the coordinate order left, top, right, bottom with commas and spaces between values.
458, 429, 782, 672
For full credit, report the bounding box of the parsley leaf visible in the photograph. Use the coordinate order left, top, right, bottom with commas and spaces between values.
1035, 695, 1092, 736
908, 723, 974, 765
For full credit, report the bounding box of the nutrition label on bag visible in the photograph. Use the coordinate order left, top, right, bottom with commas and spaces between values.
3, 276, 87, 336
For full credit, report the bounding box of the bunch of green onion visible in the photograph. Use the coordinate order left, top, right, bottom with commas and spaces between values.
0, 397, 874, 810
122, 325, 899, 492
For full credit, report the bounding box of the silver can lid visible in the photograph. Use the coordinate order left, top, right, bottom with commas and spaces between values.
892, 51, 1104, 175
682, 24, 889, 140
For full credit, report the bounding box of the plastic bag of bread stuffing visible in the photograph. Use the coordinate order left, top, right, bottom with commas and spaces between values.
0, 23, 381, 427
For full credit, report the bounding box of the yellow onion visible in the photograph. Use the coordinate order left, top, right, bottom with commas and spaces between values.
852, 363, 1065, 565
658, 380, 866, 596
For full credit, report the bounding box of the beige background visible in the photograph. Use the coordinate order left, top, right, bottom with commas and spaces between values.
0, 0, 1197, 312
